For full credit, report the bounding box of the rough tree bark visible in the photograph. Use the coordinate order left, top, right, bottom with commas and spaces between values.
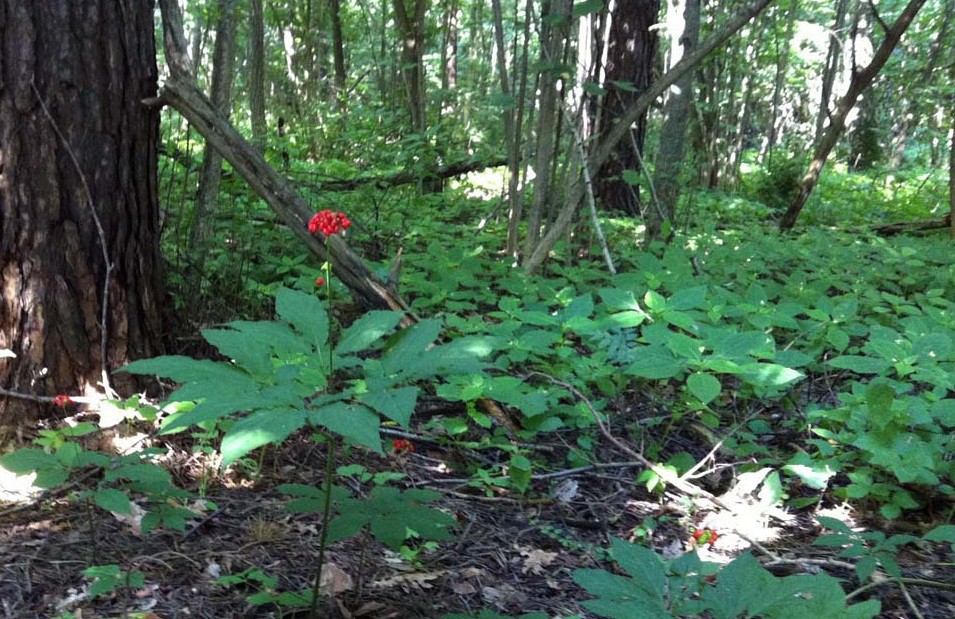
249, 0, 267, 144
0, 0, 166, 428
647, 0, 701, 243
594, 0, 660, 216
779, 0, 926, 230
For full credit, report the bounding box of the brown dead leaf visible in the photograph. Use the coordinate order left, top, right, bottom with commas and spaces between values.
518, 547, 559, 575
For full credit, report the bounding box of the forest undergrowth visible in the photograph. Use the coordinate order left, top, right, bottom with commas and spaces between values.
1, 165, 953, 618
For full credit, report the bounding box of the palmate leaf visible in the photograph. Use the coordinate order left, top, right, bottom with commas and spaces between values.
335, 310, 404, 355
329, 486, 456, 550
275, 287, 328, 349
220, 408, 309, 466
308, 401, 383, 454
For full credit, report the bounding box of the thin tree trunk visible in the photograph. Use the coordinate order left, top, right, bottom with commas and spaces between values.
647, 0, 701, 243
249, 0, 267, 145
191, 0, 238, 260
524, 0, 573, 256
329, 0, 347, 104
761, 2, 798, 159
815, 0, 850, 146
1, 0, 165, 428
393, 0, 428, 134
779, 0, 926, 230
505, 0, 534, 256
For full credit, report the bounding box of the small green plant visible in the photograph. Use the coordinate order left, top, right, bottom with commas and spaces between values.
573, 538, 880, 619
83, 564, 145, 600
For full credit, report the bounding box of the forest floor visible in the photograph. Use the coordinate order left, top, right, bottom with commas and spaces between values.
1, 402, 952, 619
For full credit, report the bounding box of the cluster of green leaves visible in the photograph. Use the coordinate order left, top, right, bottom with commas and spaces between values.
573, 538, 880, 619
120, 287, 491, 465
0, 422, 197, 534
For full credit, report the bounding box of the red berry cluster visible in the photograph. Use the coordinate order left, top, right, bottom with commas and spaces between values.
308, 210, 351, 237
691, 528, 719, 548
51, 394, 73, 408
392, 439, 414, 454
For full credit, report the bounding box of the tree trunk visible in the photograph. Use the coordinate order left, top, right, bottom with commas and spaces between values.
523, 0, 573, 256
249, 0, 267, 145
393, 0, 428, 135
814, 0, 850, 146
329, 0, 347, 103
647, 0, 701, 243
190, 0, 238, 262
505, 0, 533, 256
779, 0, 926, 231
594, 0, 660, 216
760, 2, 798, 159
0, 0, 166, 428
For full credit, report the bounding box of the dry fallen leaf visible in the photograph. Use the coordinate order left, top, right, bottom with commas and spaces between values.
518, 547, 559, 575
319, 562, 354, 594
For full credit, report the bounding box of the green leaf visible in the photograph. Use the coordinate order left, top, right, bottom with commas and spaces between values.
687, 373, 721, 405
201, 328, 273, 375
827, 355, 891, 374
335, 311, 404, 355
609, 538, 667, 599
275, 287, 328, 348
382, 319, 443, 373
308, 402, 383, 454
220, 408, 308, 466
357, 386, 418, 427
669, 286, 708, 311
1, 448, 59, 474
509, 454, 532, 494
865, 383, 895, 429
626, 346, 683, 379
738, 363, 804, 387
93, 488, 133, 514
332, 486, 456, 550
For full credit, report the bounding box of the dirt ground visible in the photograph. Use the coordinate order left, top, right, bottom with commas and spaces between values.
1, 422, 953, 618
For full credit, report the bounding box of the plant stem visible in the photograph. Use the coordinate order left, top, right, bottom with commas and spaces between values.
309, 433, 337, 618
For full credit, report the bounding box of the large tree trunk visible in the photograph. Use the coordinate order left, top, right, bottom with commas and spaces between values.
647, 0, 701, 243
779, 0, 926, 231
0, 0, 166, 428
594, 0, 660, 216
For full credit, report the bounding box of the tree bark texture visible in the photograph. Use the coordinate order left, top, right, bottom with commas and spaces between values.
779, 0, 926, 231
594, 0, 660, 216
0, 0, 165, 426
249, 0, 267, 144
647, 0, 701, 242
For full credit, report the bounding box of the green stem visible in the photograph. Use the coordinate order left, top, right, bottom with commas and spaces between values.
308, 433, 337, 617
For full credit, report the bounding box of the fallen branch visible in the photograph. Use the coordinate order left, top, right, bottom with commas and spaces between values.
872, 212, 951, 236
313, 157, 508, 192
